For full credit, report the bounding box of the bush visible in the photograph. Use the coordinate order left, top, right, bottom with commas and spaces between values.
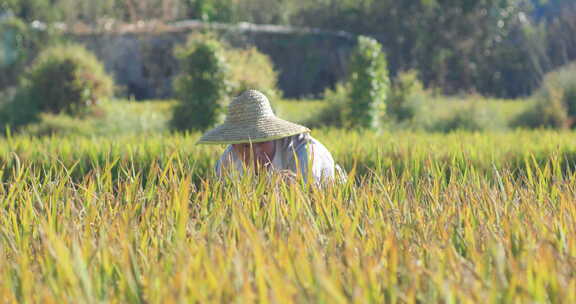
171, 34, 231, 131
433, 102, 505, 133
226, 46, 280, 99
511, 93, 568, 129
26, 44, 114, 114
512, 62, 576, 129
304, 83, 348, 128
1, 44, 113, 132
388, 70, 426, 122
345, 36, 390, 130
0, 87, 41, 132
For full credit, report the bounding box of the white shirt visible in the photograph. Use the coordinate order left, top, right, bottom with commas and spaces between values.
215, 133, 345, 183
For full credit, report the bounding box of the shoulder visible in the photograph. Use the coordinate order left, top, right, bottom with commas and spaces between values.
295, 133, 335, 167
278, 133, 335, 164
307, 135, 334, 159
215, 145, 235, 175
218, 145, 234, 161
306, 135, 337, 183
282, 133, 331, 153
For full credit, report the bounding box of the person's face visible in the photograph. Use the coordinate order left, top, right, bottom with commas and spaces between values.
232, 141, 276, 170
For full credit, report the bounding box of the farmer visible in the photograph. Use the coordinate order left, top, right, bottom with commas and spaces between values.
197, 89, 345, 183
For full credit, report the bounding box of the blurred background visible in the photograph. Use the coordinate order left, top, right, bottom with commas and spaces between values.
1, 0, 575, 135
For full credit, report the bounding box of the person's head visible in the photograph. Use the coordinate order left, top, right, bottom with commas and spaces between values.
197, 90, 310, 165
232, 140, 276, 170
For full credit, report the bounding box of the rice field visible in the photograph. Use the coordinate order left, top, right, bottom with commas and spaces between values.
1, 129, 575, 303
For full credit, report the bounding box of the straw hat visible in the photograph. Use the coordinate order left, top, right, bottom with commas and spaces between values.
197, 89, 310, 144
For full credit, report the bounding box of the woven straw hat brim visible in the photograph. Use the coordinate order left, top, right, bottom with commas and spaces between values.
197, 116, 310, 145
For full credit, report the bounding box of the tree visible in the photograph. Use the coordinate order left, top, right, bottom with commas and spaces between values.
171, 35, 231, 131
346, 36, 389, 130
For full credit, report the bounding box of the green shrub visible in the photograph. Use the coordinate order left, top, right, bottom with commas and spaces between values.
345, 36, 390, 130
511, 93, 568, 129
304, 83, 348, 128
0, 87, 40, 132
226, 47, 280, 99
1, 44, 113, 132
21, 113, 94, 137
171, 34, 231, 131
433, 102, 505, 133
25, 44, 114, 115
388, 70, 426, 122
512, 62, 576, 129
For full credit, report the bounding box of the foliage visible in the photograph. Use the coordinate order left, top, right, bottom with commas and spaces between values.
541, 62, 576, 121
93, 99, 175, 135
433, 101, 506, 132
17, 43, 114, 118
2, 0, 60, 22
0, 16, 56, 91
19, 99, 174, 137
304, 83, 348, 128
226, 46, 280, 99
183, 0, 235, 22
4, 0, 576, 98
387, 70, 428, 126
533, 0, 576, 68
511, 96, 567, 129
21, 112, 95, 136
171, 34, 231, 131
475, 21, 549, 98
0, 17, 28, 89
0, 130, 576, 301
0, 87, 40, 131
1, 94, 532, 136
512, 62, 576, 129
294, 0, 547, 97
345, 36, 389, 130
273, 98, 326, 126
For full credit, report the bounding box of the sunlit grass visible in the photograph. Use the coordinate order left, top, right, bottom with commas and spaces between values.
15, 96, 532, 137
426, 95, 529, 123
273, 98, 326, 124
0, 130, 575, 302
